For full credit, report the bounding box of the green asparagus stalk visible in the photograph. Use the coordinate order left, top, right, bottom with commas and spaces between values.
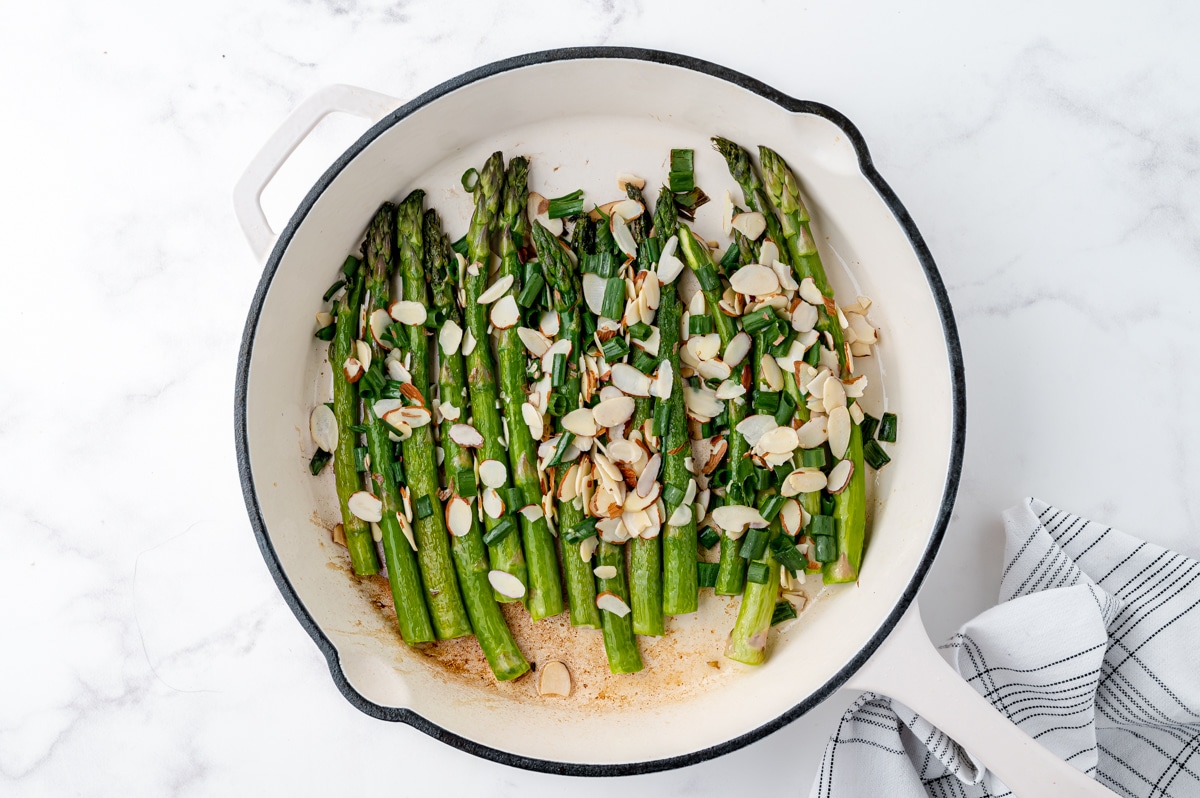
494, 156, 563, 621
358, 207, 435, 644
711, 137, 788, 258
596, 541, 643, 674
425, 209, 530, 679
393, 191, 472, 639
725, 507, 782, 665
463, 153, 528, 600
329, 257, 382, 576
531, 218, 601, 629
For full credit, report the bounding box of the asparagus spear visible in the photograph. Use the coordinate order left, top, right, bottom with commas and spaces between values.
358, 207, 435, 644
531, 218, 600, 629
462, 153, 529, 600
329, 257, 382, 576
425, 209, 530, 680
596, 540, 643, 674
725, 506, 782, 665
393, 191, 472, 639
494, 156, 564, 621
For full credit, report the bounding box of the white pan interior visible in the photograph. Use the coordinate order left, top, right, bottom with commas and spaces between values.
242, 56, 956, 766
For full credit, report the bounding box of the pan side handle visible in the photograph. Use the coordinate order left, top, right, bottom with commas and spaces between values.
233, 85, 401, 261
844, 604, 1118, 798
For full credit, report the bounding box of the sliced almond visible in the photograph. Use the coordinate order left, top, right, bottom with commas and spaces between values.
490, 295, 520, 330
827, 405, 852, 460
650, 360, 674, 400
520, 504, 544, 522
596, 516, 628, 541
715, 379, 746, 400
759, 353, 783, 392
582, 273, 607, 316
397, 513, 417, 551
482, 487, 506, 519
488, 569, 526, 599
850, 340, 872, 357
731, 211, 766, 240
436, 319, 463, 356
369, 308, 395, 349
593, 564, 618, 580
849, 402, 865, 424
461, 327, 477, 357
558, 462, 581, 502
541, 338, 573, 376
792, 302, 818, 333
759, 240, 780, 267
446, 496, 473, 537
310, 404, 338, 452
772, 260, 799, 292
847, 311, 877, 344
579, 535, 599, 562
558, 407, 595, 438
683, 384, 723, 420
386, 358, 411, 384
476, 273, 515, 306
611, 198, 644, 222
347, 491, 383, 523
388, 301, 426, 327
822, 374, 847, 413
720, 189, 736, 235
588, 396, 632, 429
755, 425, 800, 455
780, 499, 805, 536
449, 423, 484, 448
796, 415, 828, 449
712, 505, 767, 536
611, 363, 652, 397
315, 310, 334, 329
539, 311, 560, 337
517, 327, 551, 358
596, 591, 631, 617
397, 406, 432, 429
636, 453, 662, 497
723, 331, 752, 368
479, 459, 508, 488
781, 468, 827, 496
537, 660, 572, 697
798, 277, 824, 305
729, 264, 780, 297
611, 215, 638, 259
355, 339, 372, 372
827, 459, 854, 494
667, 502, 692, 526
522, 402, 544, 440
702, 437, 728, 474
657, 250, 685, 285
736, 414, 779, 447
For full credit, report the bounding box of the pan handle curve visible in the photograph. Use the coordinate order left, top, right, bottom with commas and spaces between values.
844, 604, 1117, 798
233, 84, 401, 261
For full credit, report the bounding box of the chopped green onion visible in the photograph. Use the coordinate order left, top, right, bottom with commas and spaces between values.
545, 432, 575, 469
746, 561, 770, 584
654, 398, 672, 437
584, 251, 617, 278
864, 439, 892, 469
698, 526, 721, 550
809, 514, 836, 538
821, 494, 836, 516
813, 534, 836, 564
860, 412, 880, 440
309, 449, 332, 476
801, 447, 827, 468
391, 460, 406, 486
769, 332, 795, 359
504, 487, 523, 516
581, 309, 597, 339
450, 236, 469, 257
551, 353, 567, 388
770, 535, 808, 573
628, 321, 652, 341
719, 244, 740, 271
740, 526, 768, 560
878, 412, 898, 443
663, 483, 685, 511
415, 495, 433, 520
548, 189, 585, 219
742, 307, 776, 335
600, 276, 626, 320
354, 446, 369, 473
517, 273, 545, 307
689, 314, 713, 335
674, 187, 710, 218
698, 560, 720, 589
774, 391, 796, 427
314, 323, 336, 341
455, 467, 476, 498
323, 279, 346, 302
341, 255, 360, 278
631, 349, 658, 375
771, 600, 798, 626
545, 391, 569, 417
380, 380, 404, 400
693, 263, 721, 292
460, 167, 479, 192
753, 391, 780, 415
804, 342, 822, 366
347, 423, 369, 434
638, 238, 661, 271
773, 463, 792, 487
758, 494, 786, 522
601, 336, 629, 362
563, 518, 598, 544
668, 148, 695, 193
482, 516, 517, 546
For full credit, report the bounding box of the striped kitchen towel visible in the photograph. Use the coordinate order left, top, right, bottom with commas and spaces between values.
810, 498, 1200, 798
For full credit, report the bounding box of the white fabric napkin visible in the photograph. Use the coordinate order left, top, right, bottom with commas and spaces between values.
809, 498, 1200, 798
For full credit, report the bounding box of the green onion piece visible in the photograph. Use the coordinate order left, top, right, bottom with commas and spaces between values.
354, 446, 369, 472
821, 494, 836, 516
323, 279, 346, 302
347, 423, 369, 434
547, 189, 585, 219
381, 380, 404, 400
517, 273, 545, 308
697, 561, 720, 589
758, 494, 786, 522
713, 405, 729, 429
631, 349, 658, 375
746, 561, 770, 584
769, 332, 795, 359
628, 322, 652, 341
505, 487, 524, 515
545, 432, 575, 469
860, 413, 880, 440
693, 263, 721, 292
773, 463, 792, 487
662, 483, 685, 510
809, 514, 836, 538
805, 342, 822, 367
814, 534, 837, 564
689, 314, 713, 335
864, 439, 892, 469
583, 251, 616, 278
638, 238, 662, 271
668, 148, 695, 193
719, 244, 740, 271
740, 526, 768, 560
601, 336, 629, 362
309, 449, 332, 476
698, 526, 721, 550
482, 516, 517, 546
699, 421, 714, 438
450, 236, 469, 257
878, 412, 898, 443
771, 600, 798, 626
314, 323, 336, 341
341, 255, 360, 277
581, 310, 597, 339
770, 535, 808, 573
653, 398, 672, 437
563, 518, 598, 544
391, 460, 406, 486
415, 495, 433, 520
551, 353, 567, 388
753, 391, 780, 415
801, 447, 827, 468
600, 276, 626, 320
674, 187, 710, 214
461, 167, 479, 192
742, 307, 776, 335
545, 391, 569, 417
774, 391, 796, 427
756, 467, 773, 491
455, 467, 476, 498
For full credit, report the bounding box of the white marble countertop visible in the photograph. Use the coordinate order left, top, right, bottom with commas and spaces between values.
3, 2, 1198, 794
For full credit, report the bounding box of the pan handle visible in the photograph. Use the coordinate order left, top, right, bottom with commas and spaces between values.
233, 84, 401, 261
844, 604, 1117, 797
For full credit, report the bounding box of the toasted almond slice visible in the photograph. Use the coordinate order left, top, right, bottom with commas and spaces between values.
596, 515, 628, 541
397, 406, 432, 429
683, 384, 723, 420
772, 260, 799, 292
369, 308, 394, 349
330, 523, 347, 546
446, 496, 473, 537
760, 354, 784, 392
520, 504, 544, 522
849, 402, 865, 425
805, 367, 830, 399
589, 396, 633, 429
522, 402, 544, 440
796, 415, 828, 449
641, 273, 661, 314
636, 453, 662, 497
593, 451, 622, 484
736, 414, 779, 447
623, 482, 659, 513
714, 379, 746, 400
798, 277, 823, 305
490, 295, 520, 330
827, 459, 854, 494
540, 338, 572, 375
354, 340, 372, 373
780, 499, 804, 536
827, 405, 852, 460
539, 310, 560, 337
479, 459, 508, 488
596, 591, 631, 616
822, 374, 847, 413
847, 311, 878, 344
558, 463, 580, 501
850, 340, 872, 357
387, 301, 426, 327
516, 327, 550, 358
579, 535, 599, 562
688, 333, 721, 362
689, 291, 708, 317
756, 425, 800, 455
611, 198, 644, 222
667, 502, 691, 526
477, 273, 515, 305
617, 172, 646, 191
611, 363, 652, 397
703, 437, 729, 474
461, 327, 477, 357
730, 264, 780, 297
310, 404, 338, 452
561, 407, 598, 438
449, 423, 484, 448
386, 358, 412, 384
537, 660, 571, 697
598, 385, 626, 403
315, 310, 334, 329
582, 273, 607, 316
435, 319, 462, 356
347, 491, 383, 522
723, 331, 752, 368
712, 505, 767, 535
649, 360, 673, 400
397, 513, 417, 551
489, 569, 526, 599
482, 487, 506, 519
593, 564, 618, 580
611, 215, 637, 258
792, 301, 819, 333
781, 468, 827, 496
756, 239, 779, 267
696, 358, 732, 382
731, 211, 766, 240
720, 189, 736, 235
